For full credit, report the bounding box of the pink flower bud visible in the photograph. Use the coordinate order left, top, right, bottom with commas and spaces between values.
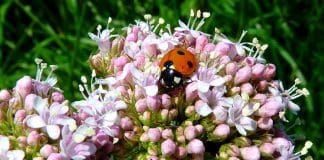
120, 117, 134, 131
187, 47, 195, 53
226, 62, 238, 76
134, 54, 145, 68
146, 96, 161, 111
143, 40, 159, 56
51, 92, 64, 103
113, 36, 125, 52
203, 43, 216, 53
213, 124, 230, 139
48, 153, 63, 160
15, 76, 33, 99
263, 64, 276, 80
24, 94, 37, 112
110, 125, 122, 138
243, 57, 256, 66
162, 129, 174, 139
114, 56, 129, 71
161, 139, 177, 156
140, 132, 149, 142
175, 146, 187, 159
9, 98, 20, 109
185, 105, 195, 117
14, 109, 26, 123
240, 83, 254, 96
195, 125, 204, 135
168, 108, 178, 120
40, 144, 57, 158
126, 33, 137, 42
91, 130, 111, 147
257, 100, 283, 117
90, 54, 103, 70
234, 66, 252, 84
147, 128, 161, 142
161, 94, 171, 109
116, 86, 128, 97
256, 80, 268, 92
134, 87, 145, 99
229, 157, 240, 160
17, 136, 27, 148
219, 55, 231, 65
77, 109, 90, 121
240, 146, 261, 160
226, 145, 240, 157
142, 111, 151, 121
215, 41, 231, 57
259, 143, 275, 157
177, 135, 186, 143
184, 34, 195, 46
252, 63, 265, 80
0, 89, 11, 102
160, 109, 169, 121
257, 117, 273, 130
27, 130, 41, 146
184, 126, 198, 140
124, 131, 136, 141
252, 94, 267, 105
135, 98, 147, 113
187, 139, 205, 154
195, 35, 208, 52
186, 82, 198, 102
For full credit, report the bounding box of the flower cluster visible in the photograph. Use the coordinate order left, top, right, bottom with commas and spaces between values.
0, 10, 312, 160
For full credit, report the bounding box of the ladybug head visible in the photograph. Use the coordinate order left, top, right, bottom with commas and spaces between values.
159, 61, 184, 89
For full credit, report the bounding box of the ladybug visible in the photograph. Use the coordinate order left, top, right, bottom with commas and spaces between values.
159, 48, 198, 89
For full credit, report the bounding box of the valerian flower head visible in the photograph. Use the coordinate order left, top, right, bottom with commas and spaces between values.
0, 9, 310, 160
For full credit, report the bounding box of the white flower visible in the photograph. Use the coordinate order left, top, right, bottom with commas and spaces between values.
226, 95, 257, 136
26, 96, 76, 140
0, 136, 25, 160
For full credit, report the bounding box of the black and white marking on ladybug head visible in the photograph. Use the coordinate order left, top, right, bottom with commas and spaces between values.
159, 66, 184, 89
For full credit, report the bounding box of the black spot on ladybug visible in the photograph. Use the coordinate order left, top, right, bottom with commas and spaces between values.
164, 61, 173, 68
177, 50, 185, 55
187, 61, 193, 68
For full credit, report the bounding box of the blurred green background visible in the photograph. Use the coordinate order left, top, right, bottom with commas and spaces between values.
0, 0, 323, 158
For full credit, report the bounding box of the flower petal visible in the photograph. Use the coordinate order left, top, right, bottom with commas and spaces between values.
287, 101, 300, 114
197, 81, 210, 93
114, 100, 127, 110
46, 125, 61, 140
240, 117, 257, 131
7, 150, 25, 160
0, 136, 9, 152
33, 96, 48, 114
196, 103, 213, 117
210, 77, 225, 87
102, 111, 118, 126
26, 115, 46, 128
145, 85, 158, 96
50, 104, 69, 116
235, 124, 247, 136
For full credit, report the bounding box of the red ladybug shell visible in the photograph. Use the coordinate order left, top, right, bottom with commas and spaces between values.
159, 48, 198, 76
